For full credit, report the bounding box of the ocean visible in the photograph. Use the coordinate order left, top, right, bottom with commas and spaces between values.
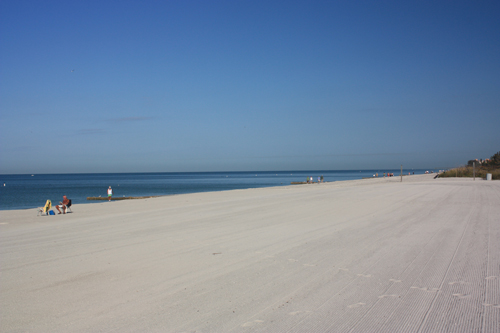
0, 169, 434, 210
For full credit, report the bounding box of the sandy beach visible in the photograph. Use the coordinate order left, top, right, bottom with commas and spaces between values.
1, 174, 499, 332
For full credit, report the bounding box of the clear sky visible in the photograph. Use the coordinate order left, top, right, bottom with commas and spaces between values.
1, 0, 499, 174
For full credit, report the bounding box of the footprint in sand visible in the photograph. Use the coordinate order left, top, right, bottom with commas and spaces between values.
289, 310, 312, 316
411, 286, 440, 293
485, 276, 499, 280
448, 281, 467, 285
357, 274, 372, 278
389, 279, 402, 283
378, 294, 399, 299
452, 293, 470, 299
483, 303, 500, 308
347, 302, 366, 309
242, 320, 264, 327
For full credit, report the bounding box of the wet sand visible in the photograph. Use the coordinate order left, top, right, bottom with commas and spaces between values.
1, 174, 499, 332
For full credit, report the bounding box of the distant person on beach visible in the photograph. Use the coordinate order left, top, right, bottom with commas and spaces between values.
55, 195, 70, 214
108, 186, 113, 201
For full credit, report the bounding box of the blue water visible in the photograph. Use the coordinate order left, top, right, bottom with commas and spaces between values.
0, 169, 435, 210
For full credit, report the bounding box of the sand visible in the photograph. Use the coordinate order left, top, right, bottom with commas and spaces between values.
1, 174, 499, 332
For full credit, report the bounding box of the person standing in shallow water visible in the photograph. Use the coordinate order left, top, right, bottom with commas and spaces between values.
107, 186, 113, 201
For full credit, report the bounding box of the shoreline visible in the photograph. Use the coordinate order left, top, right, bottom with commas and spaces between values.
1, 174, 429, 212
0, 170, 440, 211
86, 195, 164, 201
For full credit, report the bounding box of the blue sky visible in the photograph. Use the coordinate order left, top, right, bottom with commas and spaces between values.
1, 0, 499, 174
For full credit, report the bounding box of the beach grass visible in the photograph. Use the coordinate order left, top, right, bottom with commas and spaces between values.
439, 166, 500, 180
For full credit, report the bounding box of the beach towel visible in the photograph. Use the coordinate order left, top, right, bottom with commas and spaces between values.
43, 200, 52, 214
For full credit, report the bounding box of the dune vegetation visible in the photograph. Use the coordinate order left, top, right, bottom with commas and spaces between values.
439, 151, 500, 180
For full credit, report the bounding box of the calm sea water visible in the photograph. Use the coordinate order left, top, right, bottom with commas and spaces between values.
0, 169, 434, 210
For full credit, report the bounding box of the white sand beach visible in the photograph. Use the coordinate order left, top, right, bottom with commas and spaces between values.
1, 174, 499, 332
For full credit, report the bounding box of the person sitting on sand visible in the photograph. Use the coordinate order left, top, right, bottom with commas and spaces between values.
55, 195, 70, 214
